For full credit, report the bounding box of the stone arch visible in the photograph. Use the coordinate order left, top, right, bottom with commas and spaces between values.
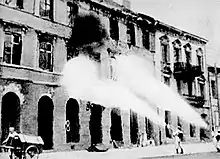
1, 92, 21, 142
38, 95, 54, 150
65, 98, 80, 143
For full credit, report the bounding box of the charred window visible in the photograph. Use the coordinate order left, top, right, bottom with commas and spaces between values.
109, 17, 119, 41
3, 31, 22, 65
38, 34, 53, 72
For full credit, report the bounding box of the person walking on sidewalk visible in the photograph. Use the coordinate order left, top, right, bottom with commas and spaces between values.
173, 126, 184, 154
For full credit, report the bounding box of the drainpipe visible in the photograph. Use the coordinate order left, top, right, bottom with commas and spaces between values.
208, 68, 214, 131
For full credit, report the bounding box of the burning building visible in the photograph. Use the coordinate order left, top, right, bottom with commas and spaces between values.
0, 0, 210, 151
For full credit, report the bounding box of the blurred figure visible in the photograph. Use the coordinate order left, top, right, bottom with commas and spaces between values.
2, 127, 19, 146
212, 128, 220, 152
173, 126, 184, 154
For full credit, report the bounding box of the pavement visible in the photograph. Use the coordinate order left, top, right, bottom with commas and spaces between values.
0, 142, 217, 159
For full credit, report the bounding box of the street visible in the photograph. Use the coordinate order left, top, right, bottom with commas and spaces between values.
148, 152, 220, 159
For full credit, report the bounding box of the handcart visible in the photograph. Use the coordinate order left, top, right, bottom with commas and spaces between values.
0, 133, 44, 159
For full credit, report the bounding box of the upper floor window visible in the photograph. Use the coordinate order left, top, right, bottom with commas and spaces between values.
211, 80, 218, 99
40, 0, 53, 20
160, 35, 170, 64
3, 28, 22, 65
127, 22, 135, 46
4, 0, 23, 9
184, 43, 192, 64
164, 76, 170, 86
142, 29, 150, 50
67, 2, 79, 25
196, 48, 203, 69
109, 17, 119, 41
172, 39, 182, 63
198, 81, 205, 97
38, 34, 53, 72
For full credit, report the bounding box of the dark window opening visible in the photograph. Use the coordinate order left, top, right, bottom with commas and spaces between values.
142, 30, 150, 50
3, 32, 22, 65
110, 108, 123, 142
177, 79, 182, 94
164, 76, 170, 86
109, 17, 119, 41
199, 83, 205, 97
1, 92, 20, 143
145, 117, 153, 140
67, 2, 79, 25
130, 110, 138, 144
165, 111, 172, 138
127, 23, 135, 46
89, 103, 103, 145
66, 98, 80, 143
190, 124, 196, 137
211, 80, 217, 99
185, 51, 192, 64
38, 34, 53, 72
161, 44, 170, 63
40, 0, 53, 20
174, 47, 181, 62
187, 81, 192, 96
17, 0, 23, 9
38, 96, 54, 150
197, 55, 203, 69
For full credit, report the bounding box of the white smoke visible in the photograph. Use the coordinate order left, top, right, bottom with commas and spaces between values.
61, 53, 207, 128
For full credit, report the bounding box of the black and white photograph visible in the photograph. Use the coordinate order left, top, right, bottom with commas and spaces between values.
0, 0, 220, 158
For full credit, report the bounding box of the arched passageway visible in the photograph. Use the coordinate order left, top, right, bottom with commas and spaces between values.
66, 98, 80, 143
1, 92, 20, 142
110, 108, 123, 142
38, 95, 54, 150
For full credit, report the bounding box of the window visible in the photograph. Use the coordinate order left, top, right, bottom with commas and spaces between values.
190, 124, 196, 137
39, 34, 53, 72
40, 0, 53, 20
142, 30, 150, 50
196, 48, 203, 69
165, 111, 172, 138
3, 32, 22, 65
67, 2, 78, 25
4, 0, 23, 8
109, 17, 119, 41
211, 80, 217, 99
161, 44, 170, 63
164, 76, 170, 86
127, 22, 135, 46
173, 40, 182, 63
184, 43, 192, 64
198, 82, 205, 97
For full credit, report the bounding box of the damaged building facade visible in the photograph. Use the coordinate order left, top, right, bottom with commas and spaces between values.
0, 0, 210, 151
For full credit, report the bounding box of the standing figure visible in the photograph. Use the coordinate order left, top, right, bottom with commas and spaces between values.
212, 128, 220, 152
173, 126, 184, 154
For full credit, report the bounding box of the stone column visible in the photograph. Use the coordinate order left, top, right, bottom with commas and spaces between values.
102, 107, 111, 147
121, 110, 130, 147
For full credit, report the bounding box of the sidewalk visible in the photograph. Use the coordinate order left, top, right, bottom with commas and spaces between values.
0, 142, 217, 159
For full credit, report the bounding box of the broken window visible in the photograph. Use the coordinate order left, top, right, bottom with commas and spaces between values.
3, 32, 22, 65
40, 0, 53, 20
109, 17, 119, 41
38, 34, 53, 72
127, 22, 135, 46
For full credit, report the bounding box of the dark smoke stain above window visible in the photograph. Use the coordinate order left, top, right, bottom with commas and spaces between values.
68, 13, 108, 50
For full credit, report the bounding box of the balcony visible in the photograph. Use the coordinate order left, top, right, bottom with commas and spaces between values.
173, 62, 204, 82
182, 94, 206, 108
